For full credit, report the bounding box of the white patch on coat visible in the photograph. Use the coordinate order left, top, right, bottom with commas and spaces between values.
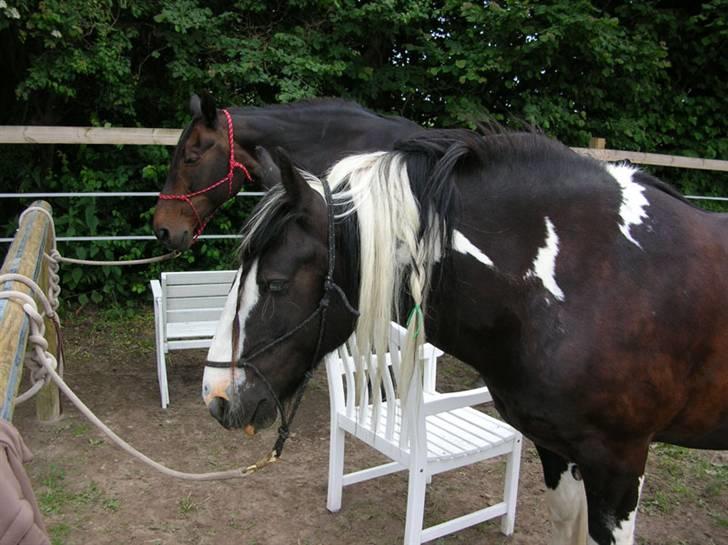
606, 163, 649, 249
525, 217, 565, 301
546, 463, 588, 545
202, 261, 260, 402
452, 230, 494, 267
608, 474, 644, 545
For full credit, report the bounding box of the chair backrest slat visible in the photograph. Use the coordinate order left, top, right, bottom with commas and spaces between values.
328, 322, 442, 450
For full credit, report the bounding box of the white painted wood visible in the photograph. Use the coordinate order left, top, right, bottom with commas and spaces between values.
150, 270, 237, 408
324, 322, 523, 544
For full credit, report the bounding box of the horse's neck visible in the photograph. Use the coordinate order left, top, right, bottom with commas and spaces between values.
235, 105, 420, 176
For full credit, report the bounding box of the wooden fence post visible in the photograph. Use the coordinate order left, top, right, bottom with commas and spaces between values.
0, 200, 61, 422
589, 137, 606, 150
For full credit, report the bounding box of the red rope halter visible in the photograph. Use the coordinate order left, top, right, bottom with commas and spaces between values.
159, 109, 252, 242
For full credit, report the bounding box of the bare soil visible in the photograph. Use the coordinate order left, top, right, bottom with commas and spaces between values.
12, 309, 728, 545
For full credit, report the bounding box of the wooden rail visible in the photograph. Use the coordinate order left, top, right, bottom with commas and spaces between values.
0, 201, 61, 422
1, 125, 181, 146
572, 147, 728, 172
0, 126, 727, 172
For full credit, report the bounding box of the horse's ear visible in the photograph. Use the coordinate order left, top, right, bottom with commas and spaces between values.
254, 146, 310, 205
200, 92, 218, 128
253, 146, 282, 190
190, 91, 219, 128
189, 94, 201, 117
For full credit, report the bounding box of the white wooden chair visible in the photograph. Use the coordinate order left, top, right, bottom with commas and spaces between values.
324, 322, 522, 544
150, 270, 237, 408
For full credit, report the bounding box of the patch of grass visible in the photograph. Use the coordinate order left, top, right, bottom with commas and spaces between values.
70, 423, 90, 437
38, 465, 69, 515
76, 482, 102, 505
641, 489, 674, 514
37, 466, 117, 518
178, 493, 198, 515
643, 444, 727, 529
48, 522, 72, 545
102, 497, 120, 512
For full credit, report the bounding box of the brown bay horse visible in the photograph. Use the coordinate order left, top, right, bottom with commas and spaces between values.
153, 93, 421, 250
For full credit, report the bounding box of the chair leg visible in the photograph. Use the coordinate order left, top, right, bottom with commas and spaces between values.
500, 433, 523, 535
327, 424, 346, 512
156, 348, 169, 409
403, 464, 427, 545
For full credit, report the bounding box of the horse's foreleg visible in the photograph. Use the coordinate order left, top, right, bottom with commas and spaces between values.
580, 447, 647, 545
536, 445, 588, 545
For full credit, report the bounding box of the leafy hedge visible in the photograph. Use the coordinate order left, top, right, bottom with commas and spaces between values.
1, 0, 725, 305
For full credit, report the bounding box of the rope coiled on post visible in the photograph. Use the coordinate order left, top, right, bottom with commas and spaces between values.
2, 207, 277, 480
1, 272, 277, 480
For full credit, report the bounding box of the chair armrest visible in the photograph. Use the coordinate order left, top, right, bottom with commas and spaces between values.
422, 386, 493, 416
150, 279, 162, 301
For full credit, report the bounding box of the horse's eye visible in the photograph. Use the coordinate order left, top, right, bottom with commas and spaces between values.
265, 280, 288, 293
184, 154, 200, 165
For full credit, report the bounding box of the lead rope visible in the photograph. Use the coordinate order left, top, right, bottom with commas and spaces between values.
3, 208, 273, 480
1, 273, 275, 480
19, 206, 180, 267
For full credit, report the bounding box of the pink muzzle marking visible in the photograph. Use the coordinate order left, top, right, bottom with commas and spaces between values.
159, 109, 252, 243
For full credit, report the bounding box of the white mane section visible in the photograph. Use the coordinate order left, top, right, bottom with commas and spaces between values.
311, 152, 444, 408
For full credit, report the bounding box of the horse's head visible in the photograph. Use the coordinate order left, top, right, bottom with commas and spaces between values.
201, 147, 357, 433
153, 93, 260, 250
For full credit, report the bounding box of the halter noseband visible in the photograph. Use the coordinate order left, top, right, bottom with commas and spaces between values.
207, 178, 358, 457
159, 109, 253, 242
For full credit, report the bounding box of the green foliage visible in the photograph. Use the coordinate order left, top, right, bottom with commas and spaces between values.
0, 0, 725, 305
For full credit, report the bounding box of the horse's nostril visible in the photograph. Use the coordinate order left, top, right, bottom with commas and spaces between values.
208, 397, 227, 423
156, 227, 170, 242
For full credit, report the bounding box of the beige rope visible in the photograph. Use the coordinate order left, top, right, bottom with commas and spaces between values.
1, 272, 277, 480
20, 204, 180, 266
49, 251, 180, 266
3, 205, 275, 480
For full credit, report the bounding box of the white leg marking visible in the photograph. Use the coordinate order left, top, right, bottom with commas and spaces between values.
525, 217, 565, 302
609, 474, 644, 545
203, 261, 260, 403
606, 163, 649, 249
546, 464, 588, 545
452, 230, 494, 267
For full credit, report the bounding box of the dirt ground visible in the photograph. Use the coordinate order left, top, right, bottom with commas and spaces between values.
12, 308, 728, 545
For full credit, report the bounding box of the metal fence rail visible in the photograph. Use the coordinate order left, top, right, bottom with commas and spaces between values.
1, 125, 725, 245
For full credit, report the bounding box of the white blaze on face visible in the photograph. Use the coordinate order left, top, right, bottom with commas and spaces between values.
525, 217, 565, 302
452, 229, 494, 267
202, 260, 260, 406
606, 163, 649, 249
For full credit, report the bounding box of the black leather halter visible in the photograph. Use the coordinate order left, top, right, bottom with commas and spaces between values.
207, 178, 358, 456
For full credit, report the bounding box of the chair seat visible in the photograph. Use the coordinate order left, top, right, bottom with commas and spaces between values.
338, 400, 518, 463
325, 322, 522, 544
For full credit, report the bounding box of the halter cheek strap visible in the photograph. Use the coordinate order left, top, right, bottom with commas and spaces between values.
159, 109, 253, 243
207, 178, 359, 457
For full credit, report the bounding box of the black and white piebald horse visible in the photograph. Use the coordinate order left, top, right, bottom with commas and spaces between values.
153, 93, 421, 250
201, 129, 728, 545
